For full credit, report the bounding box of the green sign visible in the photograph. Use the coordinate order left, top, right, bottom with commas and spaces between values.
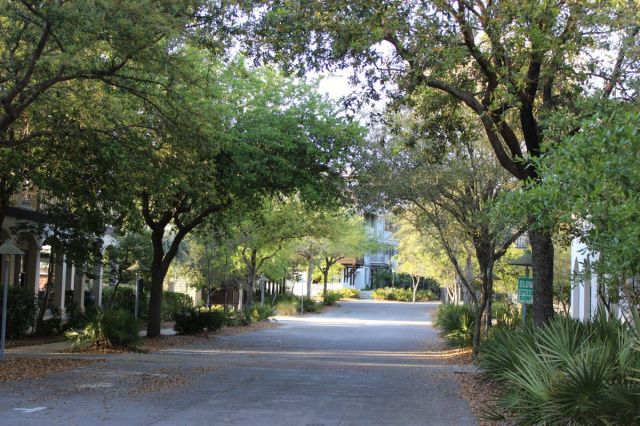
517, 277, 533, 304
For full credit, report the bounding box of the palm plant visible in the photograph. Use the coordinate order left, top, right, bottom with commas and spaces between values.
479, 310, 640, 424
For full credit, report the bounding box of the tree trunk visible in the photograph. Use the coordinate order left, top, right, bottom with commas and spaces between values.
322, 269, 329, 302
246, 249, 257, 310
412, 276, 419, 303
472, 294, 488, 356
529, 228, 555, 325
306, 258, 313, 298
146, 230, 172, 338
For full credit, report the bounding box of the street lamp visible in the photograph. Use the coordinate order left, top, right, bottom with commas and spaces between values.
126, 260, 149, 319
258, 274, 267, 305
0, 240, 25, 361
509, 249, 533, 325
509, 250, 533, 277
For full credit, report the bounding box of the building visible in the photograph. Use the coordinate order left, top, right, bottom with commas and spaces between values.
338, 211, 398, 290
0, 187, 97, 315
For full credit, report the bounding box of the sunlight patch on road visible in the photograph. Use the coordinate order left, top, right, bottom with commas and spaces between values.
271, 316, 433, 327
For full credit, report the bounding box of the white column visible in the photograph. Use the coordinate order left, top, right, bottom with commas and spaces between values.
93, 263, 103, 307
26, 246, 41, 297
53, 255, 67, 313
73, 267, 85, 311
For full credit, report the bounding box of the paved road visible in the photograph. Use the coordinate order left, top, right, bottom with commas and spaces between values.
1, 300, 477, 425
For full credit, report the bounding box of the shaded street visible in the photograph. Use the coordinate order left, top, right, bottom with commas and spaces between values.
2, 300, 476, 425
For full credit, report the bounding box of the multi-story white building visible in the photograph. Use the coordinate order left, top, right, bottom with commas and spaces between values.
338, 211, 398, 290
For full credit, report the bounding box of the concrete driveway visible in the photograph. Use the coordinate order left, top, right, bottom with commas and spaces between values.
0, 300, 477, 425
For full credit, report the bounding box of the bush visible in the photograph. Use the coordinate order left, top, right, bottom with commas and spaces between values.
161, 291, 193, 321
65, 309, 140, 349
434, 303, 476, 347
224, 309, 253, 326
371, 287, 438, 302
173, 308, 225, 334
323, 290, 341, 305
0, 286, 38, 338
479, 313, 640, 425
275, 299, 299, 316
275, 294, 320, 315
336, 288, 360, 299
251, 304, 274, 322
101, 286, 149, 318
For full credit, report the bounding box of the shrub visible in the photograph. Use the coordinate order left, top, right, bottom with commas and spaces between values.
479, 313, 640, 425
435, 303, 476, 347
101, 286, 149, 318
161, 291, 193, 321
174, 308, 225, 334
337, 288, 360, 299
372, 287, 438, 302
0, 286, 38, 338
65, 309, 140, 349
275, 295, 320, 314
303, 297, 320, 312
275, 299, 299, 316
251, 304, 274, 322
323, 290, 341, 305
224, 309, 253, 327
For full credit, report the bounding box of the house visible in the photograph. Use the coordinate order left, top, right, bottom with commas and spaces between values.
0, 187, 99, 315
338, 211, 398, 290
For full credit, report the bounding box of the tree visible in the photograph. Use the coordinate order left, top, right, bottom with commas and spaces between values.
394, 222, 436, 303
0, 0, 200, 229
357, 117, 522, 353
242, 0, 640, 325
313, 212, 377, 302
526, 110, 640, 319
114, 53, 361, 337
226, 196, 312, 308
102, 231, 153, 309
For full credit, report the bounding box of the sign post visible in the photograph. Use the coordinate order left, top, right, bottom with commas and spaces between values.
517, 276, 533, 325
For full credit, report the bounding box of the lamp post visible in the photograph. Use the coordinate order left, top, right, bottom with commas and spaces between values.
0, 240, 25, 361
258, 274, 267, 305
509, 249, 533, 326
126, 260, 149, 319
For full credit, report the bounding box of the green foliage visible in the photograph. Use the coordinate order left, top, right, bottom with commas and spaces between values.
65, 309, 140, 349
161, 292, 193, 321
479, 314, 640, 425
224, 309, 253, 327
0, 286, 38, 338
491, 300, 521, 331
173, 308, 225, 335
323, 290, 341, 305
336, 288, 360, 299
274, 293, 319, 314
372, 287, 438, 302
251, 304, 274, 322
435, 303, 476, 347
275, 299, 299, 316
101, 286, 149, 318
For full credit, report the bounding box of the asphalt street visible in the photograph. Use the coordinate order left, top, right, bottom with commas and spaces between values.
0, 300, 477, 426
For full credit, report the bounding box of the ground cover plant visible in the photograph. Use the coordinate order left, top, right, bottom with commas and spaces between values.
173, 308, 225, 335
434, 303, 476, 348
478, 312, 640, 425
336, 288, 359, 299
275, 294, 320, 315
372, 287, 437, 302
65, 309, 140, 350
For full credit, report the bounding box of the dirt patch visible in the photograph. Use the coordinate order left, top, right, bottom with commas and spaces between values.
0, 357, 102, 383
454, 372, 513, 425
